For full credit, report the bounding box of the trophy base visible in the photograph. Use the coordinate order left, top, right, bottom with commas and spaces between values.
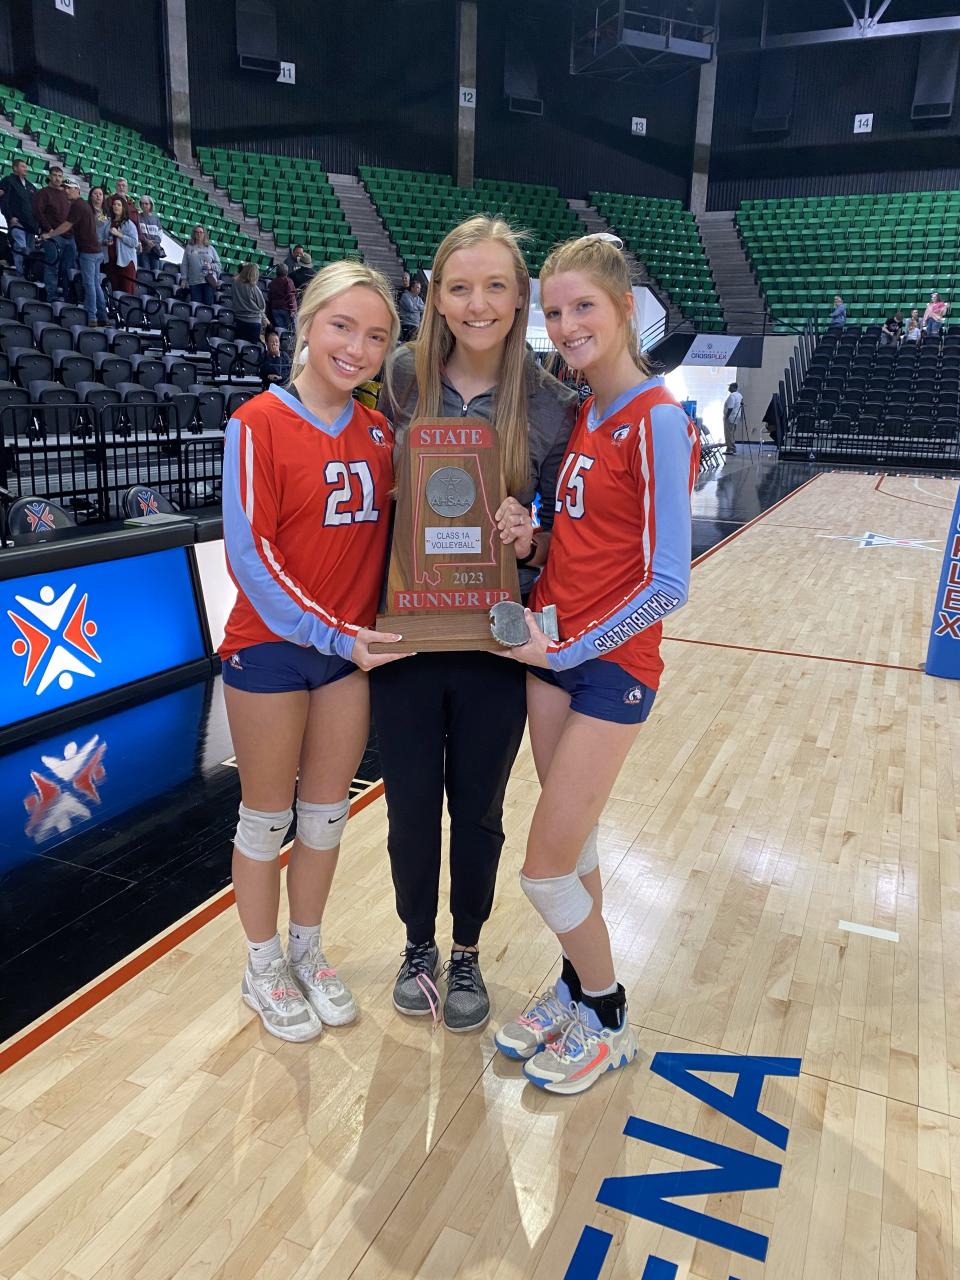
370, 612, 505, 654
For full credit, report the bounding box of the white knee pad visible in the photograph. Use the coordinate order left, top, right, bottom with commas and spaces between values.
521, 869, 594, 935
295, 797, 350, 851
577, 825, 599, 877
234, 804, 293, 862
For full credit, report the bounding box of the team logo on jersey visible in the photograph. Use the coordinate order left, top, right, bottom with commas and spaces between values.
368, 426, 389, 447
228, 652, 243, 669
611, 424, 632, 446
8, 582, 102, 697
623, 685, 646, 705
23, 733, 108, 843
136, 489, 160, 516
24, 501, 56, 532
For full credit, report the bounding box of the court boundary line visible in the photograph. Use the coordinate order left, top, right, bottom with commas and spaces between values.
874, 471, 957, 510
0, 782, 384, 1074
665, 634, 921, 673
0, 468, 830, 1076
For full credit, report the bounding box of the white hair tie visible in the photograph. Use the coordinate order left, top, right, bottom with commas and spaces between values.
586, 231, 624, 251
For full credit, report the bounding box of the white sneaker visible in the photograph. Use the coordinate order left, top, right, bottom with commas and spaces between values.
241, 956, 323, 1043
290, 937, 358, 1026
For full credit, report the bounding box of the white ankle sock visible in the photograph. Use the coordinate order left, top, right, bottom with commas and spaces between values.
288, 921, 321, 963
581, 980, 618, 998
247, 932, 283, 972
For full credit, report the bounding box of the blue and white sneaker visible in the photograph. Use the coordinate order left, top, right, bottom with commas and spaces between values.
522, 999, 637, 1095
494, 977, 575, 1060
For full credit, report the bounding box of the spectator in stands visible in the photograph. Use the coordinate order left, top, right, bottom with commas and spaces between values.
285, 243, 307, 274
261, 327, 291, 386
0, 157, 37, 274
266, 261, 297, 331
290, 249, 315, 291
904, 309, 922, 343
231, 261, 266, 343
722, 382, 743, 456
42, 177, 108, 327
396, 270, 410, 306
880, 311, 903, 347
398, 278, 425, 340
828, 294, 846, 330
33, 165, 76, 300
180, 225, 222, 306
923, 291, 949, 338
138, 195, 164, 272
104, 194, 139, 295
112, 177, 138, 226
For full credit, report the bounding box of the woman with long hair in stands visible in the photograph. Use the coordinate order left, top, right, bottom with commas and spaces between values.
372, 214, 578, 1033
493, 234, 698, 1093
104, 194, 138, 296
220, 261, 406, 1042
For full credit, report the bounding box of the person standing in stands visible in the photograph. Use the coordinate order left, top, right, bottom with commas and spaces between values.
180, 225, 222, 306
0, 157, 37, 274
32, 166, 76, 300
138, 195, 164, 272
111, 176, 139, 226
104, 194, 139, 295
923, 291, 949, 338
828, 294, 846, 331
396, 270, 410, 307
398, 278, 425, 340
722, 381, 743, 456
231, 261, 267, 343
40, 178, 108, 326
372, 215, 577, 1033
266, 262, 297, 331
220, 261, 405, 1042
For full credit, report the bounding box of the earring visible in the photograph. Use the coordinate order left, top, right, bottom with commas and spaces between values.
298, 345, 309, 365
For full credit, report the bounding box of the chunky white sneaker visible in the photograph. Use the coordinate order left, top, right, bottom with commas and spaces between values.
241, 957, 323, 1042
290, 937, 358, 1026
495, 978, 574, 1060
522, 1000, 637, 1095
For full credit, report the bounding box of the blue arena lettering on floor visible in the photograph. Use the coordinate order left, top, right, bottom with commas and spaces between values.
564, 1052, 802, 1280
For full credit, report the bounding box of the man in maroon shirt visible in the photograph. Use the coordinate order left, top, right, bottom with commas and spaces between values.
32, 166, 76, 299
41, 178, 107, 324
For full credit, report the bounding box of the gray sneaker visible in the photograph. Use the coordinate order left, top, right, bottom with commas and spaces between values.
393, 941, 441, 1018
442, 949, 489, 1033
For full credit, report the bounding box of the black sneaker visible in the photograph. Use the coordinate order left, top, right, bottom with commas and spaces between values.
393, 941, 441, 1017
442, 949, 489, 1032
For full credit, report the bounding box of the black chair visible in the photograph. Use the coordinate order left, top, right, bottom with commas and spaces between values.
75, 380, 121, 414
70, 324, 109, 356
27, 381, 83, 436
4, 277, 38, 304
93, 351, 133, 389
0, 381, 32, 434
0, 321, 34, 355
225, 386, 257, 417
115, 294, 147, 329
191, 319, 211, 353
52, 350, 94, 390
32, 322, 73, 356
8, 347, 53, 388
165, 298, 192, 320
53, 301, 87, 329
130, 354, 166, 389
0, 297, 16, 321
122, 484, 179, 518
161, 315, 191, 352
162, 355, 195, 390
190, 383, 225, 432
154, 384, 199, 432
208, 337, 238, 378
104, 329, 143, 359
18, 299, 53, 326
192, 303, 215, 323
6, 495, 76, 540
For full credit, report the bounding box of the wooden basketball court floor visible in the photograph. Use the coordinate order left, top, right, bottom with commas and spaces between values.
1, 468, 959, 1280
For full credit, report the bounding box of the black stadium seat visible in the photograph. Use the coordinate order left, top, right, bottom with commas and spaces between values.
8, 347, 53, 388
0, 321, 34, 355
6, 496, 75, 540
70, 324, 109, 356
154, 384, 199, 432
33, 322, 73, 356
190, 383, 225, 432
75, 381, 121, 413
130, 354, 165, 389
122, 484, 179, 518
93, 351, 133, 388
162, 355, 195, 390
53, 350, 94, 390
0, 381, 31, 434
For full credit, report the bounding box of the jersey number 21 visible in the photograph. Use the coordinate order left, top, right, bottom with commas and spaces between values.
323, 460, 380, 526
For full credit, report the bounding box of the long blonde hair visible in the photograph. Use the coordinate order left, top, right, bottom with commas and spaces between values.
540, 234, 650, 376
412, 215, 531, 495
289, 260, 400, 382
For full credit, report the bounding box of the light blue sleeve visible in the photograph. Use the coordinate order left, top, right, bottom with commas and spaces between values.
547, 402, 693, 671
222, 419, 357, 660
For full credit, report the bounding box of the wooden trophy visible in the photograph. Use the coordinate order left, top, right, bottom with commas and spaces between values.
371, 418, 522, 653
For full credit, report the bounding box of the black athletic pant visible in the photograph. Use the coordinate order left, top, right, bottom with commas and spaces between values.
370, 651, 527, 948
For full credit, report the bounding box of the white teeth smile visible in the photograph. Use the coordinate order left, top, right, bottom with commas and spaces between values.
332, 357, 361, 374
464, 320, 496, 328
565, 337, 590, 349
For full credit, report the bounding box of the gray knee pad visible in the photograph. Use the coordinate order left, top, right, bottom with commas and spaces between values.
234, 803, 293, 862
520, 869, 594, 935
577, 825, 599, 877
295, 797, 349, 851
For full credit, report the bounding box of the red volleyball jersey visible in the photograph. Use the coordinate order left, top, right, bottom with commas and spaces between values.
220, 384, 394, 662
531, 377, 699, 690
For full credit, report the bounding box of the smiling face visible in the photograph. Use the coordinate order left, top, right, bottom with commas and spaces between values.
434, 241, 523, 356
542, 269, 633, 375
303, 285, 392, 393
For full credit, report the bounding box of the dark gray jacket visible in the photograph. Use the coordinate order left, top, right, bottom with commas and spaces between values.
380, 344, 578, 591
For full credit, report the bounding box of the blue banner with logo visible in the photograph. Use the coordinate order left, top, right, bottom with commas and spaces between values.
2, 548, 205, 728
926, 485, 960, 679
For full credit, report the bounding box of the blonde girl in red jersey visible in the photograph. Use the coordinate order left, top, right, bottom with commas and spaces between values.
220, 262, 405, 1042
494, 235, 699, 1092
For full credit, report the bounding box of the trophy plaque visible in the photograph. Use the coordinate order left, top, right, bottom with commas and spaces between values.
371, 418, 523, 652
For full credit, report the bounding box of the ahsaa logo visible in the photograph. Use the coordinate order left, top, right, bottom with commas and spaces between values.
8, 582, 101, 696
